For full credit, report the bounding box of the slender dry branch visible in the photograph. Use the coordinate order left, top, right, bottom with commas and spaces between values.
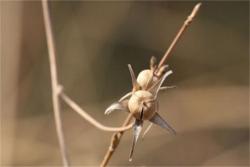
41, 0, 69, 166
100, 114, 133, 167
60, 91, 133, 132
157, 3, 201, 69
101, 3, 201, 167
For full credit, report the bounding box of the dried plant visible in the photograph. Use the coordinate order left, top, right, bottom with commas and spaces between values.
101, 3, 201, 166
41, 0, 201, 166
105, 59, 176, 161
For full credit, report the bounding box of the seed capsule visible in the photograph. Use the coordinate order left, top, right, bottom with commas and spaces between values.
104, 58, 176, 162
128, 90, 156, 120
136, 70, 154, 90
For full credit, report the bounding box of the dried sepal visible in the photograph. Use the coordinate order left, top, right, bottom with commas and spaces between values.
150, 56, 157, 71
142, 122, 153, 139
119, 92, 132, 102
149, 112, 176, 135
129, 119, 143, 161
128, 64, 140, 91
160, 85, 177, 91
105, 100, 129, 115
155, 64, 169, 78
149, 70, 173, 97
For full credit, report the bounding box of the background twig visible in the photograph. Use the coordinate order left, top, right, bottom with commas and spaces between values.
41, 0, 69, 166
42, 0, 133, 165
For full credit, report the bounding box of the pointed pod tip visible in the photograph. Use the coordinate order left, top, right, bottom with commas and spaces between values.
149, 113, 177, 135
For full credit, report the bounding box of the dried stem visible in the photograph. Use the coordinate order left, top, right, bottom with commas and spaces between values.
42, 0, 133, 166
157, 3, 201, 69
101, 3, 201, 167
60, 91, 133, 132
41, 0, 69, 166
100, 114, 133, 167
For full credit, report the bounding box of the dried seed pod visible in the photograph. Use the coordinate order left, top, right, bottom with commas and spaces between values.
136, 69, 154, 90
128, 90, 156, 120
128, 88, 176, 161
135, 56, 158, 90
105, 59, 176, 162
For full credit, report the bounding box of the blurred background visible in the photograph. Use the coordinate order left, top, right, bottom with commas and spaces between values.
1, 1, 249, 166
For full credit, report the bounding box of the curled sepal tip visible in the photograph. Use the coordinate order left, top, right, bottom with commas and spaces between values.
104, 100, 128, 115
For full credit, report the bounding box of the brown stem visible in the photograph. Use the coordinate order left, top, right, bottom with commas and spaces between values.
41, 0, 69, 166
100, 114, 133, 167
157, 3, 201, 69
60, 91, 133, 132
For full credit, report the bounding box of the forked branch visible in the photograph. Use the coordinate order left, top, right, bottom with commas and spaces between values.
42, 0, 133, 166
41, 0, 69, 166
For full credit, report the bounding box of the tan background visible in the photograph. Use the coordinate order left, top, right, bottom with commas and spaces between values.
1, 1, 249, 166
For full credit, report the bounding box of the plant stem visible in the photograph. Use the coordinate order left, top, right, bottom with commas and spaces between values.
60, 91, 133, 132
157, 3, 201, 69
41, 0, 69, 166
100, 114, 133, 167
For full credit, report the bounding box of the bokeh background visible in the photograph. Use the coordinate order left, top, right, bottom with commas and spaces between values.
1, 1, 249, 166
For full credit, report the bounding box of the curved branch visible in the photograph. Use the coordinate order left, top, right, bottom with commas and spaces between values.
60, 91, 133, 132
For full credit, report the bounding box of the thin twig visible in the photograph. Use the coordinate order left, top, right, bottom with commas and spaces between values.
41, 0, 135, 166
101, 3, 201, 167
60, 91, 133, 132
100, 114, 133, 167
41, 0, 69, 166
157, 3, 201, 69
